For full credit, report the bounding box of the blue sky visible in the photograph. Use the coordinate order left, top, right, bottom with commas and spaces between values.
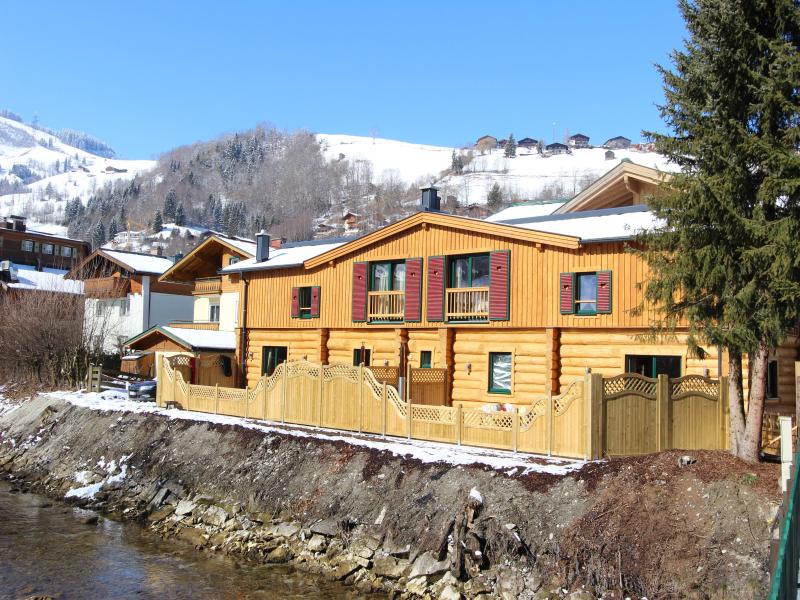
2, 1, 685, 158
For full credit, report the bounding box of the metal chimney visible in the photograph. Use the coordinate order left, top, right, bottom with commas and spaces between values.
421, 187, 440, 212
256, 230, 271, 262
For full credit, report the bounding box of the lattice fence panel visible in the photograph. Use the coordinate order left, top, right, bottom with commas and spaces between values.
462, 410, 514, 431
410, 404, 456, 424
603, 374, 657, 399
671, 375, 718, 400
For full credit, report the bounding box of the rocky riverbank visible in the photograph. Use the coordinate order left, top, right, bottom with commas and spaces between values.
0, 393, 783, 599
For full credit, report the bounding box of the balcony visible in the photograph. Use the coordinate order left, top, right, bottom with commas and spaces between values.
368, 290, 404, 322
445, 287, 489, 321
84, 276, 130, 299
193, 277, 222, 295
169, 321, 220, 331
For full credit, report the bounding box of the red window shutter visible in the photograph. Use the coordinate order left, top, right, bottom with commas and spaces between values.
352, 262, 368, 322
560, 272, 575, 315
290, 287, 300, 318
404, 258, 423, 322
489, 250, 510, 321
426, 256, 445, 322
596, 270, 612, 314
310, 286, 321, 318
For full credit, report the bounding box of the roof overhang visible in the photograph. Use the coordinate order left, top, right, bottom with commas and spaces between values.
65, 249, 133, 280
160, 235, 254, 283
553, 161, 672, 214
124, 326, 193, 352
304, 211, 580, 269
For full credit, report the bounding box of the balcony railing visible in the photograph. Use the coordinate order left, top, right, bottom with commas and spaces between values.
193, 277, 222, 295
445, 287, 490, 320
368, 290, 404, 321
169, 321, 220, 331
84, 276, 130, 299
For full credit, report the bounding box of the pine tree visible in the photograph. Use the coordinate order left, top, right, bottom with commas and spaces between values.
108, 218, 119, 240
504, 134, 516, 158
163, 189, 178, 221
487, 183, 503, 211
152, 210, 163, 233
91, 222, 106, 248
451, 150, 464, 174
119, 205, 127, 230
174, 203, 186, 226
639, 0, 800, 462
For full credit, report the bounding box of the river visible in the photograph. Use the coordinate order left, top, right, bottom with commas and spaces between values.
0, 481, 371, 600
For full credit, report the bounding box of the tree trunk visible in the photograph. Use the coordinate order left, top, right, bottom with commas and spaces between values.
728, 349, 746, 457
740, 342, 769, 463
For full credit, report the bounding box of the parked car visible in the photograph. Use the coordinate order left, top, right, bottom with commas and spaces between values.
128, 380, 157, 401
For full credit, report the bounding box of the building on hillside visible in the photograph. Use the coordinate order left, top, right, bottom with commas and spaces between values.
342, 211, 362, 234
545, 142, 570, 155
605, 150, 616, 160
66, 249, 194, 354
603, 136, 631, 149
0, 215, 89, 271
517, 138, 538, 149
474, 135, 498, 153
0, 262, 84, 296
568, 133, 590, 148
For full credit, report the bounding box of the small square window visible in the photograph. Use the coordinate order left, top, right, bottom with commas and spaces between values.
21, 240, 34, 252
61, 246, 73, 257
488, 352, 512, 394
42, 243, 54, 255
228, 256, 239, 265
420, 351, 432, 369
353, 348, 371, 366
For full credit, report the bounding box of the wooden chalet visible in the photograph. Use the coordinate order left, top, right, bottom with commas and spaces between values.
475, 135, 498, 152
0, 215, 89, 271
545, 142, 570, 155
603, 136, 632, 149
568, 133, 590, 148
517, 137, 538, 148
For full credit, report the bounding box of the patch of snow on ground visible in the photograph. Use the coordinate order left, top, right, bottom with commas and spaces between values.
64, 454, 128, 499
469, 487, 483, 504
45, 390, 584, 476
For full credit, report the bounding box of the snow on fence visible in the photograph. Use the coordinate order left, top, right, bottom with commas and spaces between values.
158, 359, 733, 459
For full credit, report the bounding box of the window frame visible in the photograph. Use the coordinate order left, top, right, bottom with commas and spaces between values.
42, 243, 54, 255
448, 253, 490, 289
574, 272, 598, 315
262, 345, 288, 376
61, 245, 73, 258
228, 256, 239, 266
767, 359, 779, 400
353, 348, 372, 367
370, 261, 406, 292
488, 351, 513, 395
21, 239, 34, 252
420, 350, 432, 369
208, 302, 221, 323
624, 354, 682, 379
298, 286, 313, 319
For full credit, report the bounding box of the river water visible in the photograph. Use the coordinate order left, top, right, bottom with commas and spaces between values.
0, 481, 370, 600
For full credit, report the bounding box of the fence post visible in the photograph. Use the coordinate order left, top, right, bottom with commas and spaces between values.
317, 365, 324, 428
456, 403, 463, 446
512, 408, 519, 453
548, 389, 555, 457
719, 376, 729, 449
406, 400, 412, 440
780, 416, 794, 493
381, 382, 387, 437
585, 372, 603, 460
358, 364, 364, 433
244, 385, 249, 419
657, 374, 670, 451
172, 369, 177, 407
214, 384, 219, 415
281, 361, 287, 423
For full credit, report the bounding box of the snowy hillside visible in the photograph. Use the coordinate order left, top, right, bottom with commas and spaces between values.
318, 133, 676, 205
0, 116, 155, 225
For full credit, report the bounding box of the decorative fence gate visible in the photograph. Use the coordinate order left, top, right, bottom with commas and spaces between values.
597, 373, 729, 457
409, 368, 448, 406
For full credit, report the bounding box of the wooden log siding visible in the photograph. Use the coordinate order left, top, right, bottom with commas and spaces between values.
427, 255, 445, 322
489, 250, 510, 320
404, 257, 423, 322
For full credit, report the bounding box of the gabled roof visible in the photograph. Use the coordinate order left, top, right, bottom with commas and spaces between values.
66, 248, 176, 279
222, 239, 347, 273
160, 234, 256, 283
124, 325, 236, 351
569, 133, 589, 140
553, 161, 672, 214
486, 202, 565, 223
304, 211, 580, 269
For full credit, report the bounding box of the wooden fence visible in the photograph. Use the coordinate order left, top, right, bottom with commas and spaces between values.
157, 359, 738, 459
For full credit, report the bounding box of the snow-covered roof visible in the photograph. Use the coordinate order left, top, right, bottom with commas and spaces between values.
6, 265, 84, 294
218, 235, 256, 256
510, 205, 659, 242
485, 202, 565, 223
102, 250, 176, 275
160, 327, 236, 350
221, 240, 346, 273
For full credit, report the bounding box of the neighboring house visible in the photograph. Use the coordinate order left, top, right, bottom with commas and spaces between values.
66, 249, 194, 353
475, 135, 498, 153
342, 211, 362, 233
545, 142, 570, 155
605, 150, 616, 160
198, 171, 798, 414
124, 234, 256, 382
568, 133, 590, 148
603, 136, 632, 149
0, 215, 90, 271
517, 137, 537, 149
0, 263, 84, 296
463, 204, 491, 219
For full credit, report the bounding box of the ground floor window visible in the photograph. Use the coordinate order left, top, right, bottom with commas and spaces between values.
624, 354, 682, 378
262, 346, 287, 376
488, 352, 512, 394
767, 359, 779, 399
353, 348, 371, 366
209, 303, 220, 323
420, 350, 432, 368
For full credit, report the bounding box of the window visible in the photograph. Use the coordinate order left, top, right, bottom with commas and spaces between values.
299, 286, 312, 319
42, 243, 54, 255
489, 352, 512, 394
371, 261, 405, 291
625, 355, 682, 378
262, 346, 287, 376
228, 256, 239, 265
420, 350, 432, 369
575, 272, 597, 314
119, 297, 131, 316
209, 303, 221, 322
353, 348, 371, 366
767, 360, 779, 399
450, 254, 490, 288
21, 239, 34, 252
61, 246, 72, 257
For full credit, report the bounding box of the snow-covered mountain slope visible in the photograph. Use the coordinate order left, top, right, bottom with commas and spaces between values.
0, 116, 155, 224
318, 133, 676, 205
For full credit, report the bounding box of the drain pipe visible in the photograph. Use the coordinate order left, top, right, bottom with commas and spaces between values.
240, 274, 250, 388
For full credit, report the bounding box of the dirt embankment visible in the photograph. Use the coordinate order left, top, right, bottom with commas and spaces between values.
0, 395, 781, 599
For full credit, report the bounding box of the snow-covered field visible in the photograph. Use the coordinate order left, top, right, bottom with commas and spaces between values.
41, 390, 584, 476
